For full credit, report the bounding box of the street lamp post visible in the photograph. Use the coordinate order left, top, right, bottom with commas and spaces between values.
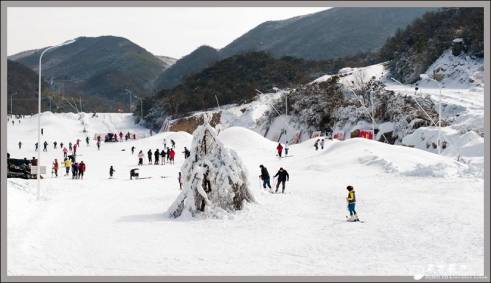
37, 39, 75, 200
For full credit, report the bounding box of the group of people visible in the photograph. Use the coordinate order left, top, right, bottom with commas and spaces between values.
52, 157, 86, 179
104, 131, 137, 142
137, 148, 176, 166
259, 165, 290, 194
275, 142, 290, 158
314, 138, 326, 151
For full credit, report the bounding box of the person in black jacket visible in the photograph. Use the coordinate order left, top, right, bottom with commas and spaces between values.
273, 167, 289, 193
154, 149, 160, 165
259, 164, 271, 190
147, 149, 152, 165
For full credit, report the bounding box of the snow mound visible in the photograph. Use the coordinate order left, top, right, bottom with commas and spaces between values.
321, 138, 465, 178
310, 63, 387, 85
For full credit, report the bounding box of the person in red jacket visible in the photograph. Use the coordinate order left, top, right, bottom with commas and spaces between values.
169, 148, 176, 164
78, 161, 86, 179
52, 159, 59, 177
276, 143, 283, 158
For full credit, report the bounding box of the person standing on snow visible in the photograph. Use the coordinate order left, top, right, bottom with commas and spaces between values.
154, 149, 160, 165
60, 142, 64, 149
43, 141, 48, 152
285, 141, 290, 156
147, 149, 153, 165
276, 143, 283, 158
41, 128, 44, 135
273, 167, 289, 194
109, 166, 115, 178
63, 147, 68, 158
166, 148, 171, 162
69, 142, 73, 151
320, 138, 325, 150
52, 159, 59, 177
53, 141, 57, 149
160, 149, 166, 165
138, 150, 144, 166
35, 142, 39, 151
346, 185, 359, 222
314, 139, 319, 151
171, 139, 175, 148
78, 161, 86, 179
96, 140, 101, 151
169, 148, 175, 164
18, 141, 22, 150
85, 136, 90, 146
71, 161, 79, 179
131, 146, 135, 154
259, 165, 272, 190
73, 143, 78, 154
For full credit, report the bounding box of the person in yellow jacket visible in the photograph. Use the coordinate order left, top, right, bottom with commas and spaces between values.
346, 185, 359, 222
64, 158, 72, 176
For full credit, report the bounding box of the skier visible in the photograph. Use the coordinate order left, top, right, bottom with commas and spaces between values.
171, 139, 175, 148
43, 141, 48, 152
109, 165, 115, 178
52, 159, 59, 177
285, 141, 289, 156
85, 136, 89, 146
178, 171, 183, 190
154, 149, 160, 165
71, 161, 79, 179
314, 139, 319, 151
169, 148, 175, 164
346, 185, 359, 222
160, 148, 166, 165
96, 140, 101, 150
259, 164, 272, 190
320, 138, 325, 150
130, 168, 139, 180
147, 149, 153, 165
273, 167, 289, 194
35, 142, 39, 151
18, 141, 22, 150
64, 158, 71, 175
53, 141, 57, 149
276, 143, 283, 158
131, 146, 135, 154
183, 147, 190, 159
138, 150, 144, 166
78, 161, 86, 179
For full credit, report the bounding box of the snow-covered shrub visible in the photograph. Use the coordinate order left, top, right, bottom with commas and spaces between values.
167, 121, 254, 218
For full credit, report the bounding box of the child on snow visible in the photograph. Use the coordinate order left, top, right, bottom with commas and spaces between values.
346, 185, 359, 222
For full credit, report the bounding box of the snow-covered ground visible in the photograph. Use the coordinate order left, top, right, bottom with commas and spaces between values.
7, 112, 484, 276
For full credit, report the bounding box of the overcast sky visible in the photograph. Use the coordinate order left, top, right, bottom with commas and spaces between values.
7, 7, 329, 59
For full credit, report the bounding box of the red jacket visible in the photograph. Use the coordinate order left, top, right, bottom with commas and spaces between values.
276, 144, 283, 152
170, 149, 175, 158
78, 162, 86, 172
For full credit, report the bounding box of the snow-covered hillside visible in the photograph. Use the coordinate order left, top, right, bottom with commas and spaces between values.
7, 112, 484, 276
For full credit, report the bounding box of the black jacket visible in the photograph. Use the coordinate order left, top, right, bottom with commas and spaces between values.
274, 170, 289, 182
260, 167, 270, 179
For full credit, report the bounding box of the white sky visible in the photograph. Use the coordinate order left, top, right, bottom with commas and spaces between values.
7, 7, 330, 59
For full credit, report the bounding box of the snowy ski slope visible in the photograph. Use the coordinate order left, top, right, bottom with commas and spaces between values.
6, 112, 484, 276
